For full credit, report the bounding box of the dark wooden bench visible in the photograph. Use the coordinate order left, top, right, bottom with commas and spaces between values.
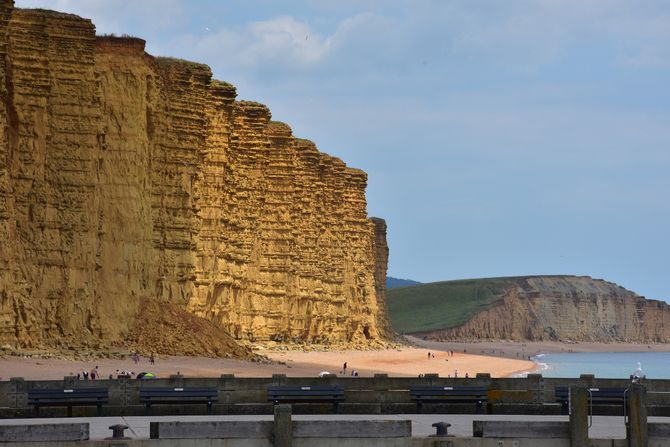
28, 387, 108, 417
139, 387, 219, 414
555, 386, 628, 414
410, 385, 489, 413
267, 386, 344, 411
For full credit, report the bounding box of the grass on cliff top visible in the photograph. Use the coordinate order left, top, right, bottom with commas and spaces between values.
98, 33, 141, 39
387, 276, 529, 334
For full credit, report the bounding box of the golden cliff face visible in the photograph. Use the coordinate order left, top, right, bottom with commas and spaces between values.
424, 276, 670, 343
0, 2, 390, 351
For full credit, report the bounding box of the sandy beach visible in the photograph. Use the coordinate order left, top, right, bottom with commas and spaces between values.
263, 347, 534, 378
4, 338, 667, 381
0, 345, 534, 381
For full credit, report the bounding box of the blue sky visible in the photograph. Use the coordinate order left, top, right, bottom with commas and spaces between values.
18, 1, 670, 300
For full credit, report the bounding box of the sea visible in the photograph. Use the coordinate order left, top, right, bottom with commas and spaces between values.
528, 351, 670, 379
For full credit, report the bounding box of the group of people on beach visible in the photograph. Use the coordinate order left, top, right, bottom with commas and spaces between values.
340, 362, 358, 376
76, 365, 99, 380
75, 366, 132, 380
423, 350, 469, 378
131, 352, 156, 365
71, 352, 156, 380
427, 350, 455, 359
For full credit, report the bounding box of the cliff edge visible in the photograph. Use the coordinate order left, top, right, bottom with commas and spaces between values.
389, 275, 670, 343
0, 2, 390, 355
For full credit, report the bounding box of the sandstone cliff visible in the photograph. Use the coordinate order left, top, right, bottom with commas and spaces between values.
0, 2, 390, 353
418, 276, 670, 343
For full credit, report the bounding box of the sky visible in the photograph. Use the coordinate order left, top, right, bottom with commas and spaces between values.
17, 0, 670, 301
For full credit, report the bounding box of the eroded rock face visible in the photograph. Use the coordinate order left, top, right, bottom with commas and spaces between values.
420, 276, 670, 343
371, 217, 393, 339
0, 2, 390, 350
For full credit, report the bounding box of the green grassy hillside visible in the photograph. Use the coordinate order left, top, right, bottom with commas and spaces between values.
386, 277, 527, 334
387, 276, 422, 289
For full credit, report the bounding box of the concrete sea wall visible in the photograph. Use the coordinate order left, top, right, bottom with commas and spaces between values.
4, 373, 670, 417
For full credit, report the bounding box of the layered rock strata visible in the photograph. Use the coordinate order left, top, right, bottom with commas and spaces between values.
0, 2, 390, 351
371, 217, 392, 339
421, 276, 670, 343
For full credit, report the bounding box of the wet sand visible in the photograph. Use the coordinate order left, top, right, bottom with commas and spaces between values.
0, 346, 534, 381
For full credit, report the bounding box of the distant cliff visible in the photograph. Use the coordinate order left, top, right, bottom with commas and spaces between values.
0, 2, 389, 352
387, 277, 421, 289
413, 276, 670, 343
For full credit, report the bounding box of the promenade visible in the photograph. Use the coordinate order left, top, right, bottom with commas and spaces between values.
3, 413, 667, 439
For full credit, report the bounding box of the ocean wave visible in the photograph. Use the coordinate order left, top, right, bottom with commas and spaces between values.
513, 358, 549, 377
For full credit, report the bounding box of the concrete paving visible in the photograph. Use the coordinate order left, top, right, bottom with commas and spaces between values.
4, 414, 667, 440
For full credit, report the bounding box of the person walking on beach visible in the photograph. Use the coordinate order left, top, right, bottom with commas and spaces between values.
150, 353, 155, 365
343, 362, 347, 375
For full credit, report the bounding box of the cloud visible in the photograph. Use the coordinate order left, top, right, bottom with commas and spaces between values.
193, 16, 330, 71
180, 11, 403, 79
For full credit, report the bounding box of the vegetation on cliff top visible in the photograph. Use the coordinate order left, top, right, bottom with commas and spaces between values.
386, 276, 422, 289
387, 277, 517, 333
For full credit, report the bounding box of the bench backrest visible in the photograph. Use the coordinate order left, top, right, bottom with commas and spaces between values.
139, 387, 218, 399
554, 387, 628, 400
28, 388, 108, 403
588, 387, 628, 398
267, 386, 344, 398
410, 386, 488, 397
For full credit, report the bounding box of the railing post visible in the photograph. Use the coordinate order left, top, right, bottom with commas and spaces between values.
569, 385, 588, 447
273, 403, 292, 447
526, 373, 543, 404
373, 373, 389, 391
475, 373, 493, 413
8, 377, 26, 409
272, 374, 287, 385
626, 383, 647, 447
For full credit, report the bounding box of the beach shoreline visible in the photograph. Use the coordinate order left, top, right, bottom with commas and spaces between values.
0, 344, 533, 381
404, 335, 670, 361
3, 338, 667, 381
